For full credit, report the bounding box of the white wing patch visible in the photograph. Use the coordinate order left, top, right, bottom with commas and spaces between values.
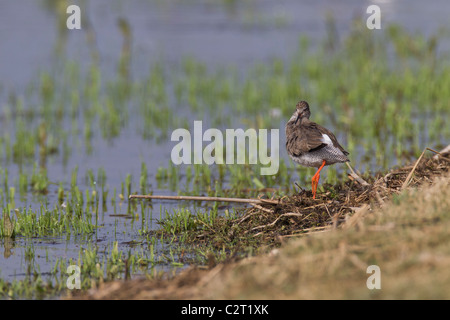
321, 134, 333, 145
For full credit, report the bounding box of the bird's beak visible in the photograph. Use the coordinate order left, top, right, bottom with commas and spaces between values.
295, 112, 301, 124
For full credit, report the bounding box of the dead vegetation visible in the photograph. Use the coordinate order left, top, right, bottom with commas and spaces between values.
193, 146, 450, 245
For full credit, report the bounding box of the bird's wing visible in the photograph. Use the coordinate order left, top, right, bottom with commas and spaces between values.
286, 122, 327, 156
314, 123, 349, 155
301, 122, 330, 152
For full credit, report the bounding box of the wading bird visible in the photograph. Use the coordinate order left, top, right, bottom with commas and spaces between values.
285, 101, 349, 199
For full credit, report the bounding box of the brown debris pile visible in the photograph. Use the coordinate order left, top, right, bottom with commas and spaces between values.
233, 148, 450, 241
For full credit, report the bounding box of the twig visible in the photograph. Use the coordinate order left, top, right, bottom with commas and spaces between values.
324, 204, 332, 219
346, 162, 369, 186
401, 147, 450, 190
129, 194, 279, 205
236, 211, 259, 225
250, 212, 303, 232
294, 182, 305, 193
298, 203, 329, 210
250, 203, 275, 214
234, 204, 273, 226
401, 148, 427, 190
429, 146, 450, 163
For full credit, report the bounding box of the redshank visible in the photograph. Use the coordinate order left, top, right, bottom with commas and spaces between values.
285, 101, 349, 199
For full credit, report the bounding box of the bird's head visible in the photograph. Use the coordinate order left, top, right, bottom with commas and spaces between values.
294, 101, 311, 124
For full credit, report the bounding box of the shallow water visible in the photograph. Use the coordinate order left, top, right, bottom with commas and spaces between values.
0, 0, 449, 291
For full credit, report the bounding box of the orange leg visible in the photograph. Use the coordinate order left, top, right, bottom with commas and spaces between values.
311, 160, 326, 199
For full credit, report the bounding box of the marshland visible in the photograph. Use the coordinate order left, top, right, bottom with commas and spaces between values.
0, 1, 449, 299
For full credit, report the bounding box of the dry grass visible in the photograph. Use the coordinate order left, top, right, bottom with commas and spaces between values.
71, 151, 450, 300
